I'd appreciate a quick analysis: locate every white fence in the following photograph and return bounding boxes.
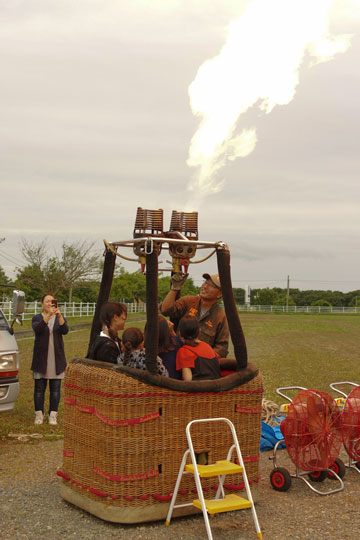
[0,301,146,321]
[237,304,360,314]
[1,301,359,321]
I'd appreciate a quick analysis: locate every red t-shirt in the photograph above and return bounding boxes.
[176,341,219,370]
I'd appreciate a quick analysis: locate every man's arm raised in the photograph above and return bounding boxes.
[160,272,188,314]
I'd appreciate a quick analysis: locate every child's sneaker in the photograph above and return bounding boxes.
[34,411,44,425]
[48,411,58,425]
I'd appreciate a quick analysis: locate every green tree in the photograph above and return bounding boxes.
[110,269,199,303]
[348,293,360,307]
[15,239,100,300]
[158,274,198,301]
[274,295,296,306]
[0,265,11,300]
[111,268,146,302]
[251,288,278,305]
[233,288,246,304]
[311,299,332,307]
[15,264,43,301]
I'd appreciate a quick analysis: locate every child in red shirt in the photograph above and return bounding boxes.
[176,316,221,381]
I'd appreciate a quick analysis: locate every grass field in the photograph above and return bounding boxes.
[1,312,359,438]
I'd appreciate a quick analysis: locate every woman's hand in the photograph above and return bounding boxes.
[55,306,65,325]
[42,304,56,323]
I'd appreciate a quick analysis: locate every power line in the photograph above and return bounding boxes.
[0,249,24,266]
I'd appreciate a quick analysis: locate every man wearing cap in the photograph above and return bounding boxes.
[160,272,229,358]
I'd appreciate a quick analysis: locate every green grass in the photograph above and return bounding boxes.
[1,312,359,438]
[13,315,95,333]
[241,312,360,403]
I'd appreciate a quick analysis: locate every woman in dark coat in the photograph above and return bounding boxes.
[87,302,127,364]
[31,293,69,426]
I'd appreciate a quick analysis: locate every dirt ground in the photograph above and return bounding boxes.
[1,437,359,540]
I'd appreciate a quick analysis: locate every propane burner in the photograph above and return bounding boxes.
[107,208,215,275]
[169,211,198,239]
[133,207,164,271]
[133,207,164,237]
[167,210,198,273]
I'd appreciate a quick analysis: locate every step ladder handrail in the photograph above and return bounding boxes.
[186,418,255,507]
[167,417,263,540]
[186,417,262,538]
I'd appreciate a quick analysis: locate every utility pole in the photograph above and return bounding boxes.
[246,285,251,307]
[286,275,290,311]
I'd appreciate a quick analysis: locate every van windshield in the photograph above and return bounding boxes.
[0,309,10,330]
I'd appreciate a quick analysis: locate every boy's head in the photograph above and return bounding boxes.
[178,315,199,341]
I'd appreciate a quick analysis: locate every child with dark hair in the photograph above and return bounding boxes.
[157,316,182,380]
[176,316,221,381]
[119,327,169,377]
[87,302,127,364]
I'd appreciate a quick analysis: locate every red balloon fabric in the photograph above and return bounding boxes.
[281,389,342,471]
[341,386,360,461]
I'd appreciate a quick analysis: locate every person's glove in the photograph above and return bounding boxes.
[170,272,188,291]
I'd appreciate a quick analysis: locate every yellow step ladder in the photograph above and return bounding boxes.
[165,417,262,539]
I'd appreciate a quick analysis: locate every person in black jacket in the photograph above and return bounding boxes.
[87,302,127,364]
[31,293,69,426]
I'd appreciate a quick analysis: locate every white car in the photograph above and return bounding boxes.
[0,291,25,411]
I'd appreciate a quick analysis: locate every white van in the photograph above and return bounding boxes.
[0,290,25,411]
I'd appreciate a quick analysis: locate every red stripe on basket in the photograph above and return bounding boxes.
[235,406,262,413]
[94,410,160,426]
[65,397,160,426]
[56,470,70,480]
[63,449,74,457]
[223,477,260,491]
[64,383,263,399]
[152,493,173,502]
[89,487,108,497]
[77,405,95,413]
[243,455,260,463]
[93,466,159,482]
[234,455,259,465]
[58,471,257,503]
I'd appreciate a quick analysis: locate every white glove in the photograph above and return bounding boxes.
[170,272,188,291]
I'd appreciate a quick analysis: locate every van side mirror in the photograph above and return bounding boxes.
[11,290,25,327]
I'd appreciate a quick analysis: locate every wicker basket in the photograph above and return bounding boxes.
[58,360,263,523]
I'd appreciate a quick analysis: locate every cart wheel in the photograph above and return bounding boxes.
[327,458,346,479]
[270,468,291,492]
[308,470,327,482]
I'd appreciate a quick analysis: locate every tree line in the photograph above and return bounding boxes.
[248,287,360,308]
[0,239,198,303]
[0,239,359,307]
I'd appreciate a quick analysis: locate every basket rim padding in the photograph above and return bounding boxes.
[69,357,259,392]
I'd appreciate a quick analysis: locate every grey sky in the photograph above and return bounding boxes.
[1,1,359,292]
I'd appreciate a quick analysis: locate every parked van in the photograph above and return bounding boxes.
[0,290,25,411]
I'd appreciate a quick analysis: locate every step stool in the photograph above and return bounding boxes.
[165,417,262,539]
